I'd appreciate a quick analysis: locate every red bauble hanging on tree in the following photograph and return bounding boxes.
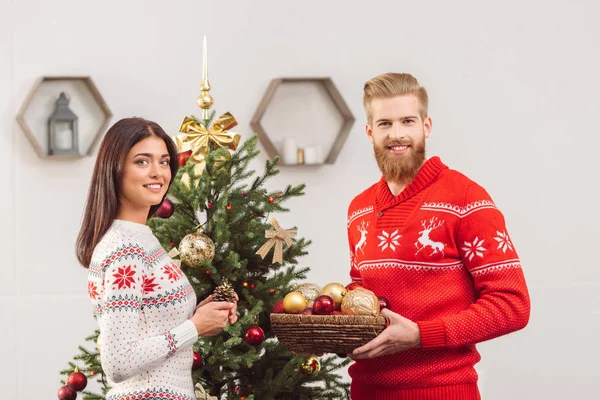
[67,369,88,391]
[178,150,192,167]
[244,326,265,346]
[192,351,203,370]
[155,199,174,218]
[57,386,77,400]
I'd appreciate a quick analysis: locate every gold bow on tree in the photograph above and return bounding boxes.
[168,247,181,268]
[256,218,297,264]
[194,383,217,400]
[174,112,241,188]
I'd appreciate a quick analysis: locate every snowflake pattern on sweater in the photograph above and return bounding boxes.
[88,220,198,400]
[346,157,530,400]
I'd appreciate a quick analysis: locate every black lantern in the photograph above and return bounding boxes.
[48,92,79,156]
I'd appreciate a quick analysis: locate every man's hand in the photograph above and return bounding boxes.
[351,309,421,359]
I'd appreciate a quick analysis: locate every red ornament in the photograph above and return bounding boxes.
[170,241,175,247]
[378,296,389,311]
[269,288,275,294]
[345,282,363,291]
[276,192,282,197]
[250,283,255,289]
[192,351,203,370]
[301,307,313,315]
[57,386,77,400]
[243,282,248,287]
[67,370,87,391]
[178,150,192,167]
[206,270,211,275]
[272,299,285,313]
[89,371,96,376]
[207,202,213,208]
[226,204,232,210]
[332,311,342,315]
[155,199,174,218]
[244,326,265,346]
[242,191,247,196]
[313,295,335,315]
[267,196,274,203]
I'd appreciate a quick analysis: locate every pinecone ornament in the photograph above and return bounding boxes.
[212,282,236,302]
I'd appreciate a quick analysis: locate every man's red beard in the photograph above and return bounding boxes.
[373,138,426,184]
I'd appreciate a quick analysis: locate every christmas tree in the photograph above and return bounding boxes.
[58,38,351,400]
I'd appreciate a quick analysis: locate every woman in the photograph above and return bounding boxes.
[76,117,236,400]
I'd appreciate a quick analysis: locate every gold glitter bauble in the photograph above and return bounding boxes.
[341,287,380,316]
[293,283,322,302]
[283,291,307,314]
[179,230,215,268]
[319,282,347,311]
[300,355,321,376]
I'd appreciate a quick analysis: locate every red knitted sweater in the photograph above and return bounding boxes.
[346,157,530,400]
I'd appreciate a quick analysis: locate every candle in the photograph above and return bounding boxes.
[54,121,73,150]
[297,148,305,164]
[303,146,319,164]
[282,137,297,164]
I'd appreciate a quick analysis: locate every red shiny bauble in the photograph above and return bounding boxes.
[378,296,389,311]
[345,282,363,291]
[67,371,87,391]
[312,295,335,315]
[301,307,313,315]
[57,386,77,400]
[244,326,265,346]
[178,150,192,167]
[192,351,203,370]
[155,199,174,218]
[332,311,342,315]
[272,299,285,313]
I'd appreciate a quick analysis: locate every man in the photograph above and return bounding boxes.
[346,72,530,399]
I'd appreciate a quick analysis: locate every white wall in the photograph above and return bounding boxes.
[1,0,599,398]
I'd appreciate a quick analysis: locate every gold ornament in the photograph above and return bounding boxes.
[319,282,347,311]
[341,287,380,316]
[197,92,214,110]
[300,355,321,376]
[293,283,322,302]
[179,230,215,268]
[255,218,297,264]
[283,291,307,314]
[197,35,213,120]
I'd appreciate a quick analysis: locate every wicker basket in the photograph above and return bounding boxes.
[270,313,387,354]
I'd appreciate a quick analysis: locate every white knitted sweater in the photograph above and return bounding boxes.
[88,220,198,400]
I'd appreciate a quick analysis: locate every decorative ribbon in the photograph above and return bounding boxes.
[168,247,181,268]
[194,383,218,400]
[174,112,241,188]
[255,218,297,264]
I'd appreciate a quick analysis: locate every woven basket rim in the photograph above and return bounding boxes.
[270,313,387,326]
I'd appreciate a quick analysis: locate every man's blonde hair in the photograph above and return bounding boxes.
[363,73,429,124]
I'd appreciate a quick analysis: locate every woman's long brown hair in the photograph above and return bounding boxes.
[76,117,179,268]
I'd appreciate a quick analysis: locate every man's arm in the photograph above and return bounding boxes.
[417,183,530,349]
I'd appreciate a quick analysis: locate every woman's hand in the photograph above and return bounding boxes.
[190,295,235,336]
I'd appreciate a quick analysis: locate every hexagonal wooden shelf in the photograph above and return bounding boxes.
[16,76,112,158]
[250,77,355,165]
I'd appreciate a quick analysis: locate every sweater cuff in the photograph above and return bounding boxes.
[416,319,447,350]
[169,319,198,350]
